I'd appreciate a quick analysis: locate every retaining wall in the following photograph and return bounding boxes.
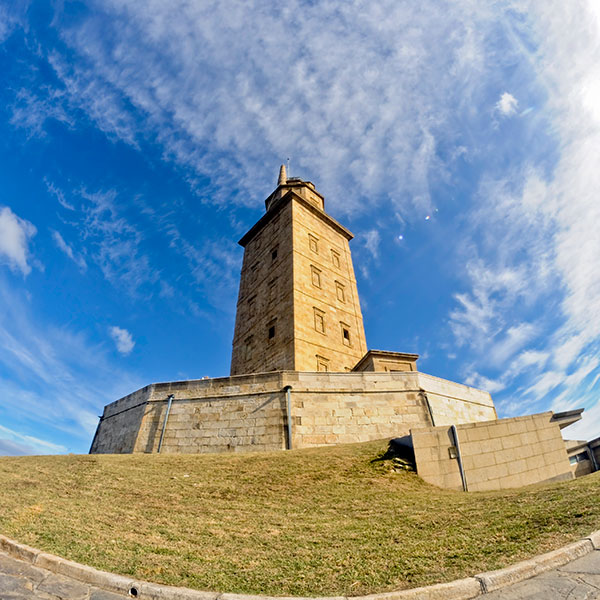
[91,370,496,454]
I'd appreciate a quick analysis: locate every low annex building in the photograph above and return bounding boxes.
[91,167,585,491]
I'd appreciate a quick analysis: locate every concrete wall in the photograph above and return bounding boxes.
[91,370,496,455]
[412,412,574,492]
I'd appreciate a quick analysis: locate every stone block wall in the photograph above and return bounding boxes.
[290,198,367,372]
[91,370,497,455]
[412,412,574,492]
[420,372,497,426]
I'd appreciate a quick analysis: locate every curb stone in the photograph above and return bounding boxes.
[473,539,594,593]
[0,532,599,600]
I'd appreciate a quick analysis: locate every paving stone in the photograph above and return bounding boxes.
[0,572,34,594]
[559,550,600,574]
[0,552,48,583]
[36,572,91,599]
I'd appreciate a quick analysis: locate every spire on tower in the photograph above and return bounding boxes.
[277,164,287,186]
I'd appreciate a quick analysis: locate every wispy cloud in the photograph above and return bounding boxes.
[447,1,600,436]
[6,1,516,216]
[10,88,74,138]
[79,189,159,294]
[0,274,142,453]
[109,325,135,355]
[51,230,87,271]
[0,424,67,456]
[0,206,37,276]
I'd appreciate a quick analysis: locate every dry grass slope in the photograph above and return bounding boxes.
[1,440,599,596]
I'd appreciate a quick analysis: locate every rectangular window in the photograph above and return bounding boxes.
[311,265,321,288]
[271,246,278,261]
[316,355,329,372]
[267,321,276,340]
[269,278,278,302]
[309,234,319,254]
[244,336,253,361]
[314,308,325,333]
[331,249,340,268]
[335,281,345,302]
[341,323,351,346]
[247,296,256,318]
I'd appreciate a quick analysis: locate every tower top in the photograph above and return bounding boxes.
[277,164,287,186]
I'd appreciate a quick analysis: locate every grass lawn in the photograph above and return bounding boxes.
[0,440,599,596]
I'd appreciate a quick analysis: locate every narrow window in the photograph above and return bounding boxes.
[341,323,351,346]
[316,355,329,372]
[309,234,319,254]
[311,265,321,288]
[247,296,256,318]
[331,249,340,268]
[269,278,278,302]
[271,246,278,261]
[244,336,253,361]
[268,324,276,339]
[314,308,325,333]
[335,281,345,302]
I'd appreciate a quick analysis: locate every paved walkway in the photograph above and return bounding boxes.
[0,551,124,600]
[484,549,600,599]
[1,548,599,599]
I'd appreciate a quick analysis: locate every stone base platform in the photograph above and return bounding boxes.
[90,370,496,455]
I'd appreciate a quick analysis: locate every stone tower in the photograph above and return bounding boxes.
[230,166,367,374]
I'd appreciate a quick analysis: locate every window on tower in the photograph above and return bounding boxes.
[331,249,340,268]
[335,281,345,302]
[311,265,322,288]
[248,296,256,317]
[309,234,319,254]
[267,320,276,340]
[269,278,278,303]
[316,355,329,372]
[244,336,253,361]
[271,246,278,261]
[341,323,351,346]
[314,308,325,333]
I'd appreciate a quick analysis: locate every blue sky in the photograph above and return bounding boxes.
[1,0,599,455]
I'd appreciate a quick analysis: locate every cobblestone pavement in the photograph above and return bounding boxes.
[1,548,600,599]
[0,552,125,600]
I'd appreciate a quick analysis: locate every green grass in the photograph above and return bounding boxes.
[0,440,599,596]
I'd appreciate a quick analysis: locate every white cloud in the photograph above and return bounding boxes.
[45,178,75,210]
[0,275,141,449]
[80,189,159,294]
[8,1,508,215]
[52,230,87,271]
[0,206,37,276]
[10,88,74,138]
[464,372,505,394]
[488,323,538,367]
[359,229,381,260]
[496,92,518,116]
[109,325,135,355]
[0,424,66,456]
